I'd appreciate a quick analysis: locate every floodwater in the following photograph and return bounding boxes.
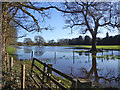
[14,46,120,88]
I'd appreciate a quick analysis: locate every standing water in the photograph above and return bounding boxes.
[14,46,119,88]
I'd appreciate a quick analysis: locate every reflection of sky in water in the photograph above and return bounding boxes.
[15,46,119,88]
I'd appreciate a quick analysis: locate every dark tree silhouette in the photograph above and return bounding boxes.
[58,34,120,45]
[84,35,91,45]
[59,1,119,51]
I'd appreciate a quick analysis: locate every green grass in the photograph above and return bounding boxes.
[80,45,120,49]
[61,45,120,49]
[6,46,16,54]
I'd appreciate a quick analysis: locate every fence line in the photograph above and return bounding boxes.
[4,53,92,89]
[31,58,92,89]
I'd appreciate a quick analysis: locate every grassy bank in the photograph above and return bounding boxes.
[6,46,16,54]
[61,45,120,50]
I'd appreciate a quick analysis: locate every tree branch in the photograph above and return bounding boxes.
[6,34,26,39]
[10,2,82,14]
[8,7,19,23]
[12,19,34,32]
[20,7,40,31]
[71,23,85,28]
[82,11,93,34]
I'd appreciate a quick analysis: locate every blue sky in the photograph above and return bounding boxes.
[17,6,119,43]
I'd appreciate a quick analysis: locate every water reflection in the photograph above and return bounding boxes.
[34,46,45,57]
[73,49,75,64]
[54,52,56,64]
[78,52,90,62]
[86,52,99,84]
[24,48,32,53]
[79,52,82,56]
[84,52,119,87]
[85,52,89,56]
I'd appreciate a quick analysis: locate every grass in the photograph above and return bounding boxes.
[61,45,120,50]
[6,46,16,54]
[96,55,120,60]
[80,45,120,49]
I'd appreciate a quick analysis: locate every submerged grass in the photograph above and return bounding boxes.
[96,55,120,60]
[75,50,107,53]
[75,50,87,53]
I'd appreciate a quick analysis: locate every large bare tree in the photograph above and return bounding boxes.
[2,2,55,71]
[1,1,78,63]
[59,1,119,51]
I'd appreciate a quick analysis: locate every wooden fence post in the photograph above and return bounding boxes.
[10,57,13,72]
[73,49,75,64]
[21,64,25,89]
[112,49,113,55]
[6,53,9,71]
[54,52,56,64]
[47,64,52,86]
[31,51,33,61]
[42,63,46,81]
[47,64,52,75]
[71,79,77,89]
[54,52,56,60]
[102,48,103,55]
[88,54,90,62]
[31,58,34,73]
[4,56,7,73]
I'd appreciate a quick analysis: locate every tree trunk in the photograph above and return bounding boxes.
[91,34,97,52]
[2,2,8,72]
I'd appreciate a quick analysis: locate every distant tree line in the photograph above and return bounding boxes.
[17,33,120,46]
[97,34,120,45]
[57,33,120,45]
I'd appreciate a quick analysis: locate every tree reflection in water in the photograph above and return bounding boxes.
[24,48,32,53]
[72,52,119,88]
[34,46,45,57]
[79,52,82,56]
[85,52,119,87]
[85,52,90,62]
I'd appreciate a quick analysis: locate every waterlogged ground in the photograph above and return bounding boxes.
[14,46,120,88]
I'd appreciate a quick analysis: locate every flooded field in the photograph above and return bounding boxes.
[14,46,119,88]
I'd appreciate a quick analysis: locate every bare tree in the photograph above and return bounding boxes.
[1,2,66,69]
[2,2,77,62]
[59,1,119,51]
[34,36,45,46]
[24,38,33,45]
